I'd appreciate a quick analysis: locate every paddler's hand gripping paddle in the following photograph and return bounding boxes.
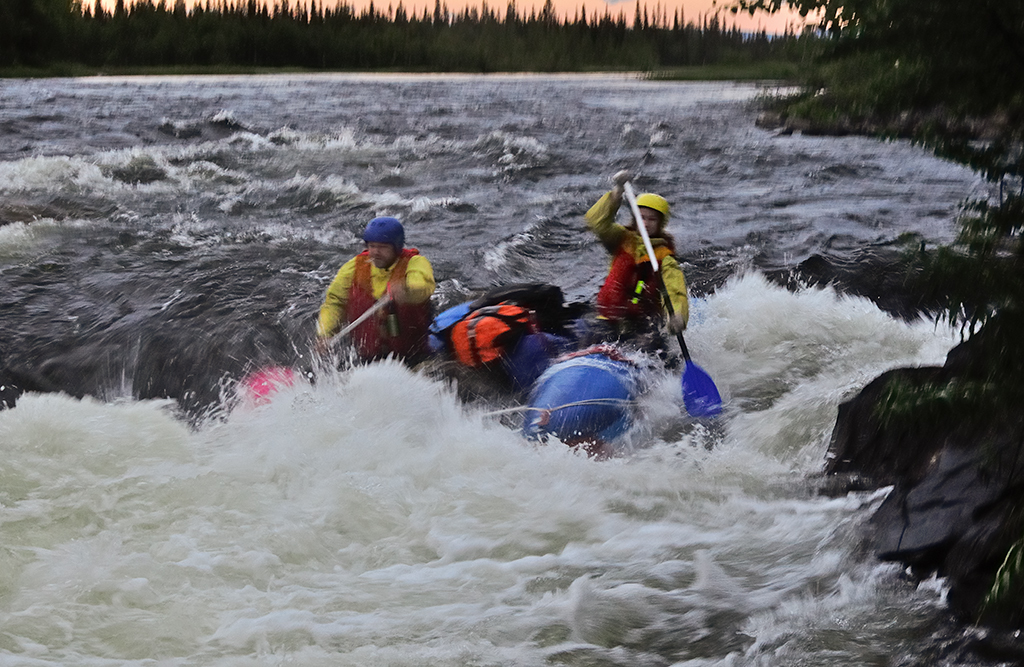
[624,181,722,417]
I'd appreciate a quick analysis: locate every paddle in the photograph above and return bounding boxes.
[328,294,392,347]
[623,182,722,417]
[240,295,393,405]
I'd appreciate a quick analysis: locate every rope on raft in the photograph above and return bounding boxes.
[480,397,635,418]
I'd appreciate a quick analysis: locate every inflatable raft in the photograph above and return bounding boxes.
[522,346,641,453]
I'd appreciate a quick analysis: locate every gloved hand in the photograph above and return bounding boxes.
[611,170,631,199]
[667,314,687,334]
[386,283,407,303]
[612,169,632,186]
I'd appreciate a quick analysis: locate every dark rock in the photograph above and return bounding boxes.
[0,363,62,410]
[756,104,1016,143]
[109,155,167,185]
[0,307,304,421]
[0,371,22,409]
[869,445,1004,565]
[826,328,1024,627]
[825,366,953,486]
[158,121,203,139]
[377,174,413,187]
[766,246,943,322]
[965,628,1024,663]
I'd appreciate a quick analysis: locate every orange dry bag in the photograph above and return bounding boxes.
[450,303,536,367]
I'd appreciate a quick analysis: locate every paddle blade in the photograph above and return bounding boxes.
[681,360,722,417]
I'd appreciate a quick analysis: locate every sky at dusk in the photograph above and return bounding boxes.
[150,0,809,33]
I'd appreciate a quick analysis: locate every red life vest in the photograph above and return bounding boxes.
[596,237,673,322]
[347,249,433,361]
[450,302,536,367]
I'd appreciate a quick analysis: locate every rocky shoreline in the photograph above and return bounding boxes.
[756,105,1019,143]
[821,320,1024,660]
[762,101,1024,657]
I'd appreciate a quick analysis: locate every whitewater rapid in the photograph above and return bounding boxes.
[0,74,991,664]
[0,273,962,665]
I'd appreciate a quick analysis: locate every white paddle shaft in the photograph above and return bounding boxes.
[623,182,659,272]
[330,294,391,344]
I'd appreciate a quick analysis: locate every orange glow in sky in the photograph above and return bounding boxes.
[351,0,807,33]
[118,0,808,33]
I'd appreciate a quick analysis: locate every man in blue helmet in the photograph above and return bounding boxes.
[316,216,435,363]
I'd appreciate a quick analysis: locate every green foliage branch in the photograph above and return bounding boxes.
[739,0,1024,626]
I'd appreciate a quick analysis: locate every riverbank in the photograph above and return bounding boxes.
[0,61,803,81]
[771,74,1024,645]
[756,90,1021,143]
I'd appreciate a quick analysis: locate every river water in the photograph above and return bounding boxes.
[0,74,994,665]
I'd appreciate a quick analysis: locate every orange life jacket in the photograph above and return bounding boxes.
[596,238,673,322]
[450,302,537,367]
[347,249,433,361]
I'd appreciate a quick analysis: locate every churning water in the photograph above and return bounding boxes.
[0,74,992,665]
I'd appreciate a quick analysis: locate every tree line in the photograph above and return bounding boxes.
[2,0,812,71]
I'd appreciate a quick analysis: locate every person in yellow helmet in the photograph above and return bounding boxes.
[585,169,689,341]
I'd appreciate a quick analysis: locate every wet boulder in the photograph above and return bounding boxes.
[0,363,61,410]
[766,245,943,322]
[825,334,1024,628]
[0,370,22,409]
[109,155,168,185]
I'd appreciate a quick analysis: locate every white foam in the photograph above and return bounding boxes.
[0,220,50,253]
[0,154,112,194]
[0,282,954,664]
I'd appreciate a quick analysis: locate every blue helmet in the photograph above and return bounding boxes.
[363,216,405,250]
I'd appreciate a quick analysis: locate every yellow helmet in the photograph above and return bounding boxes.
[635,193,670,221]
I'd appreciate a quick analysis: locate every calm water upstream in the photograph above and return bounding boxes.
[0,74,996,665]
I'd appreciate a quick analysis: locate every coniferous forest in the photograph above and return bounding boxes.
[1,0,812,72]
